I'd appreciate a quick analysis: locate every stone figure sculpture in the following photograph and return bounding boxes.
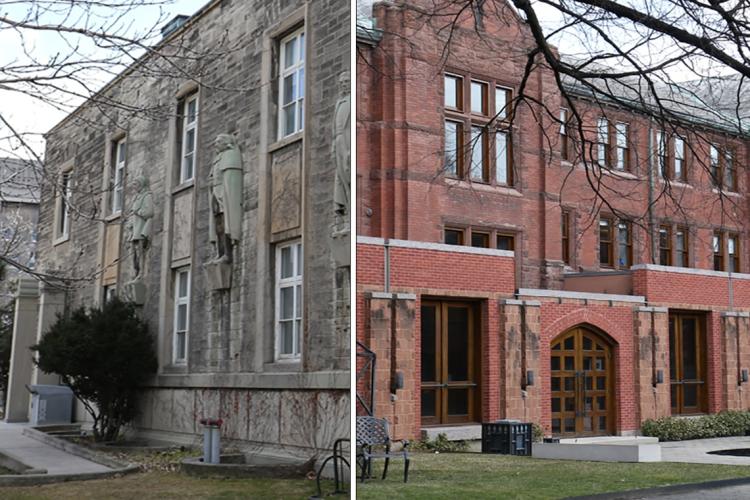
[128,175,154,279]
[333,71,351,216]
[208,133,243,263]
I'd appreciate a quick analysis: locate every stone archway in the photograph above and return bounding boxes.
[550,325,616,437]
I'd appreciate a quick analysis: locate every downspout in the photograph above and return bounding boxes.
[520,302,528,422]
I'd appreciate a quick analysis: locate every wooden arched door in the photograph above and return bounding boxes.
[550,327,615,437]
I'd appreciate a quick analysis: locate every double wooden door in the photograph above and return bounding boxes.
[420,302,479,426]
[550,328,614,436]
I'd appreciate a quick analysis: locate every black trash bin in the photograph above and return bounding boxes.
[481,420,532,456]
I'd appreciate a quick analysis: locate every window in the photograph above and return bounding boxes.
[657,130,667,178]
[561,211,571,265]
[110,138,126,215]
[444,120,463,176]
[444,228,464,245]
[497,233,515,251]
[713,232,724,271]
[676,227,689,267]
[560,109,569,161]
[674,136,685,181]
[495,130,510,185]
[443,72,513,186]
[179,93,198,183]
[728,233,740,273]
[103,285,117,303]
[659,225,672,266]
[444,74,463,110]
[597,117,609,168]
[495,87,511,120]
[710,145,720,188]
[615,123,628,171]
[470,126,488,182]
[279,28,305,138]
[276,240,303,359]
[56,170,72,240]
[471,231,490,248]
[725,150,737,192]
[617,220,632,268]
[599,217,613,267]
[470,81,488,115]
[173,268,190,364]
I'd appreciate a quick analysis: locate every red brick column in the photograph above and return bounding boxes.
[365,294,394,422]
[363,292,417,440]
[392,294,417,439]
[721,312,750,411]
[634,306,670,424]
[498,300,542,425]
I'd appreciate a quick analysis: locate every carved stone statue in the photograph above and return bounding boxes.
[128,175,154,279]
[208,134,243,263]
[333,71,351,216]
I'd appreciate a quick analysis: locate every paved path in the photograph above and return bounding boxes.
[641,484,750,499]
[660,436,750,465]
[0,421,110,474]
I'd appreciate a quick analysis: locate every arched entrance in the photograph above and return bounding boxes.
[550,327,615,437]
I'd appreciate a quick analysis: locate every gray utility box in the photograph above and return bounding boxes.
[28,385,74,425]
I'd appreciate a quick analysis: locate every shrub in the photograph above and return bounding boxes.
[412,433,469,453]
[532,423,544,443]
[32,298,157,441]
[642,411,750,441]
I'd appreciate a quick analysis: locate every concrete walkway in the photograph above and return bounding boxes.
[0,421,110,474]
[660,436,750,465]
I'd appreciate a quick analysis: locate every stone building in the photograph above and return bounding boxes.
[5,0,350,461]
[357,0,750,441]
[0,158,40,304]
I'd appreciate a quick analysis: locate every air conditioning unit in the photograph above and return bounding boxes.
[28,385,74,426]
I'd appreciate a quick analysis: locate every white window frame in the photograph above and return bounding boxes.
[173,268,191,365]
[275,240,303,360]
[597,117,609,167]
[55,169,72,243]
[674,136,685,181]
[615,122,628,171]
[180,93,199,184]
[278,28,305,139]
[110,138,126,215]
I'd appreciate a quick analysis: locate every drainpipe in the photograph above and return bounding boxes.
[384,238,391,293]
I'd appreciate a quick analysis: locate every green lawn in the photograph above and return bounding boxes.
[0,470,330,499]
[356,452,750,499]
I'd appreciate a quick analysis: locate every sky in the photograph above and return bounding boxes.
[0,0,209,159]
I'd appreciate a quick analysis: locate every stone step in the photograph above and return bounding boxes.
[421,425,482,442]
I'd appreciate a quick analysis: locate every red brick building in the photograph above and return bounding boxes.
[357,1,750,440]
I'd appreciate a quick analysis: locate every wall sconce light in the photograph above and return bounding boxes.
[653,370,664,386]
[741,369,748,384]
[526,370,535,387]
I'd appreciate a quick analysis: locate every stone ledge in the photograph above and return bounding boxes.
[518,288,645,304]
[631,263,750,280]
[421,425,482,442]
[356,236,514,258]
[533,440,661,462]
[148,370,350,390]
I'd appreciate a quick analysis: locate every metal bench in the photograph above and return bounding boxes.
[356,416,410,483]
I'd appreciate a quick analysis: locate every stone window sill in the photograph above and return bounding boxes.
[444,177,523,197]
[53,234,70,247]
[104,212,122,223]
[264,359,302,373]
[268,131,303,154]
[172,179,194,195]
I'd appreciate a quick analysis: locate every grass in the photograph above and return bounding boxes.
[0,442,337,499]
[355,452,750,499]
[0,470,329,499]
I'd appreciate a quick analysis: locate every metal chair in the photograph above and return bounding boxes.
[356,416,410,483]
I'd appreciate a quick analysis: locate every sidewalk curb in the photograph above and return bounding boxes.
[566,475,750,499]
